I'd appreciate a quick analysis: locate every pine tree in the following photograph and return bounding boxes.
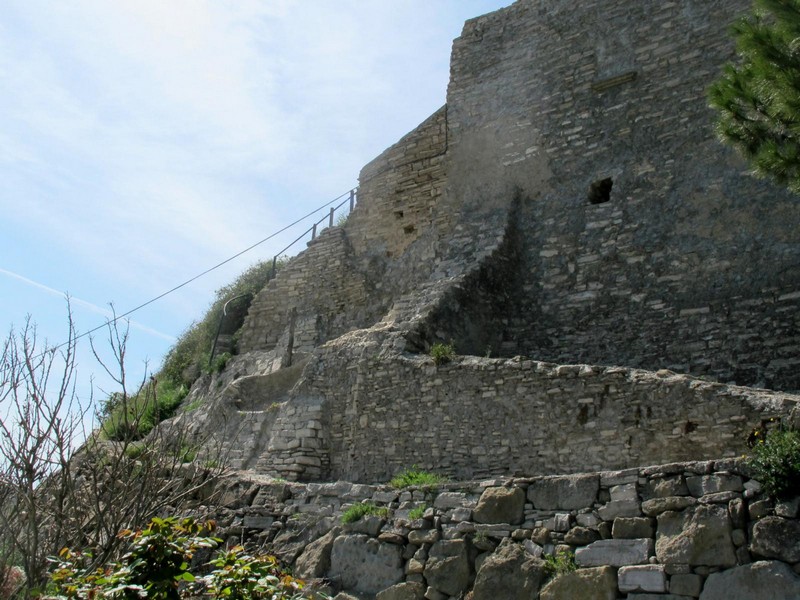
[709,0,800,194]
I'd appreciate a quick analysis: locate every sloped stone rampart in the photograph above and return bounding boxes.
[204,459,800,599]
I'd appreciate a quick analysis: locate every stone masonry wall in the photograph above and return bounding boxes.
[238,228,369,355]
[206,459,800,599]
[268,339,798,483]
[436,0,800,390]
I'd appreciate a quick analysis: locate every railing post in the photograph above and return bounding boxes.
[349,189,355,212]
[329,207,335,228]
[312,223,317,239]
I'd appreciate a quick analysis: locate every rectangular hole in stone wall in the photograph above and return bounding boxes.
[394,210,404,219]
[403,224,416,234]
[588,178,613,204]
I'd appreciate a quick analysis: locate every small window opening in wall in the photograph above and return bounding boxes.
[394,210,404,219]
[588,177,613,204]
[403,224,416,234]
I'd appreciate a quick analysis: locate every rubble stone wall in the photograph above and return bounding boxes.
[207,459,800,599]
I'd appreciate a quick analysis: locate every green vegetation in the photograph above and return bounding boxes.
[101,259,286,440]
[408,505,427,520]
[747,425,800,498]
[709,0,800,194]
[430,342,456,365]
[543,549,577,579]
[340,503,389,524]
[389,466,446,489]
[49,517,320,600]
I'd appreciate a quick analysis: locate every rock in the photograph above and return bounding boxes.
[728,498,746,529]
[564,526,600,545]
[669,573,703,597]
[645,476,688,498]
[641,496,696,516]
[539,566,617,600]
[472,540,546,600]
[423,540,471,597]
[294,526,341,579]
[575,539,653,567]
[473,486,525,524]
[408,529,440,545]
[272,516,335,563]
[617,565,667,593]
[345,515,385,536]
[610,483,639,502]
[699,560,800,600]
[597,500,641,520]
[433,492,468,510]
[528,475,600,510]
[655,505,736,567]
[749,516,800,562]
[686,475,743,497]
[775,496,800,518]
[612,517,654,539]
[329,534,404,595]
[376,582,426,600]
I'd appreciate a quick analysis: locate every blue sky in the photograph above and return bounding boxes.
[0,1,510,402]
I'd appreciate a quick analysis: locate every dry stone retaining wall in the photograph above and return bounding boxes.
[205,459,800,599]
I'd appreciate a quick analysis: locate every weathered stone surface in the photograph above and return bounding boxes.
[699,561,800,600]
[272,516,334,563]
[642,496,696,516]
[749,516,800,562]
[575,539,653,567]
[618,565,667,593]
[329,535,404,595]
[294,526,341,579]
[598,500,641,520]
[613,517,654,539]
[645,476,688,499]
[433,492,468,510]
[528,475,599,510]
[539,566,617,600]
[345,515,385,537]
[656,505,736,567]
[686,475,743,497]
[472,540,546,600]
[408,529,440,545]
[669,573,702,597]
[564,526,600,545]
[423,540,471,597]
[473,486,525,525]
[376,582,425,600]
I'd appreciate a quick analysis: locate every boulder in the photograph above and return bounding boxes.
[329,534,404,595]
[749,516,800,563]
[473,486,525,525]
[294,526,341,579]
[472,540,546,600]
[375,582,426,600]
[617,565,667,594]
[423,540,471,597]
[655,505,736,566]
[528,475,599,510]
[699,560,800,600]
[539,566,617,600]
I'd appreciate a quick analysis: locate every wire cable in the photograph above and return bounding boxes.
[46,188,357,353]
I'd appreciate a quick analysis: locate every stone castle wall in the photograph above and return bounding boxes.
[429,0,800,390]
[206,459,800,599]
[276,344,797,483]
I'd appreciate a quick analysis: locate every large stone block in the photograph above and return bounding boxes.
[699,561,800,600]
[539,566,617,600]
[528,475,600,510]
[423,540,471,597]
[749,516,800,563]
[375,582,426,600]
[329,534,404,595]
[655,505,736,567]
[575,539,653,567]
[472,540,546,600]
[473,486,525,525]
[294,526,341,579]
[618,565,667,594]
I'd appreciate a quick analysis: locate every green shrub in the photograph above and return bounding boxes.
[430,342,456,365]
[204,352,232,375]
[543,549,576,578]
[389,466,446,489]
[748,426,800,498]
[340,503,389,524]
[101,378,189,441]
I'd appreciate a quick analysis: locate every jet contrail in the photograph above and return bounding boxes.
[0,267,176,342]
